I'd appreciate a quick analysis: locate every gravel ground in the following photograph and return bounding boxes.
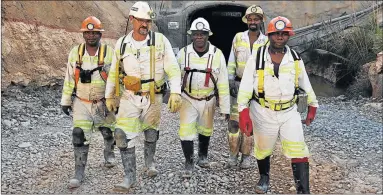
[1,85,382,194]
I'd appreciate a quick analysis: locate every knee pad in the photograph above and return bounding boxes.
[114,128,130,148]
[228,120,239,134]
[72,127,85,147]
[144,129,159,143]
[99,127,113,140]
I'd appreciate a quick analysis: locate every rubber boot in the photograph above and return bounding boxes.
[292,162,310,194]
[181,140,194,178]
[255,156,270,194]
[144,141,158,177]
[197,134,210,168]
[100,127,116,168]
[239,134,253,169]
[226,131,240,168]
[114,147,136,192]
[69,145,89,188]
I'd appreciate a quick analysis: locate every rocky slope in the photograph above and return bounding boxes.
[1,1,159,89]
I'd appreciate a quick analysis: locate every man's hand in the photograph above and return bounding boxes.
[106,98,117,113]
[239,108,253,137]
[62,105,72,116]
[229,80,238,97]
[168,93,182,113]
[302,106,317,126]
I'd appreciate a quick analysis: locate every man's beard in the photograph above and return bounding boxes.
[139,27,148,35]
[249,24,258,32]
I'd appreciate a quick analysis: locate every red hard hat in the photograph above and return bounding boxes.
[80,16,104,32]
[266,16,294,36]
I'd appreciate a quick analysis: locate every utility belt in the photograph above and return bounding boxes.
[134,86,166,96]
[75,96,106,104]
[251,93,297,111]
[183,91,216,101]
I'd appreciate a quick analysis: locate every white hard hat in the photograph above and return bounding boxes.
[187,17,213,36]
[129,1,156,20]
[242,5,265,23]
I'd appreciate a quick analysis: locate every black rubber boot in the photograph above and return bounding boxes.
[69,145,89,188]
[114,147,136,192]
[292,162,310,194]
[197,134,210,168]
[181,140,194,178]
[255,156,270,194]
[100,127,116,168]
[144,141,158,177]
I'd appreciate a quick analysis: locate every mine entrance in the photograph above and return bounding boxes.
[188,5,248,61]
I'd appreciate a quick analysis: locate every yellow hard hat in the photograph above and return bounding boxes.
[242,5,265,23]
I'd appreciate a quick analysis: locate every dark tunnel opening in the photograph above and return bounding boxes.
[188,5,248,61]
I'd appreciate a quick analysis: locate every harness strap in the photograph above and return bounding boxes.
[253,46,302,110]
[74,43,107,89]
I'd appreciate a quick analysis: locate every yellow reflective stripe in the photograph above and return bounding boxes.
[237,61,246,67]
[237,90,253,104]
[108,70,117,80]
[186,88,214,96]
[282,140,309,157]
[190,57,209,64]
[166,63,181,80]
[218,84,229,95]
[197,125,213,136]
[62,90,73,96]
[64,81,75,88]
[179,122,197,137]
[73,120,93,132]
[142,122,157,130]
[228,62,236,75]
[236,42,250,48]
[91,80,106,84]
[264,67,274,75]
[307,90,315,104]
[254,145,273,160]
[228,130,240,137]
[115,118,141,133]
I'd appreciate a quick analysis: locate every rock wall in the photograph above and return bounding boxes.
[1,1,158,89]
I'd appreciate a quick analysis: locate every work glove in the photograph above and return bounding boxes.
[229,79,239,97]
[106,98,117,113]
[62,105,72,116]
[168,93,182,113]
[302,106,317,126]
[239,108,253,137]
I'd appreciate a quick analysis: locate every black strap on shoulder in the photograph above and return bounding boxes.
[147,31,155,46]
[120,35,127,56]
[290,48,301,61]
[255,45,265,70]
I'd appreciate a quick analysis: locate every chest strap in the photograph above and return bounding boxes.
[252,45,301,111]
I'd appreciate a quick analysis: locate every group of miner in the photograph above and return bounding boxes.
[61,1,318,194]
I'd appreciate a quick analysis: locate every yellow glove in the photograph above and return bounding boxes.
[167,93,182,113]
[106,98,117,113]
